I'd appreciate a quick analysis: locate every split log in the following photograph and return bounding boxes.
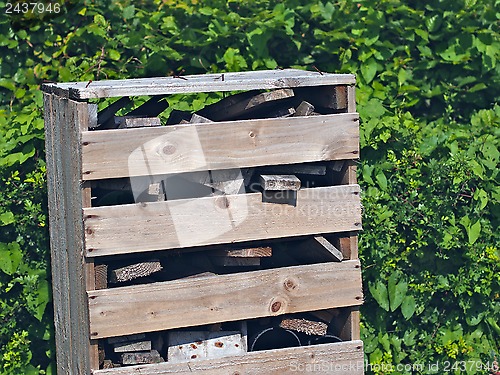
[279,318,328,336]
[259,175,301,191]
[190,113,213,123]
[293,101,315,117]
[109,259,163,283]
[173,169,245,196]
[113,340,152,353]
[211,246,272,258]
[94,264,108,290]
[115,116,161,128]
[120,350,163,365]
[198,89,294,121]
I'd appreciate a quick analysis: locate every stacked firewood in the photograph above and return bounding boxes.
[90,87,351,369]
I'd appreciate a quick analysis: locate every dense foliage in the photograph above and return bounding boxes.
[0,0,498,373]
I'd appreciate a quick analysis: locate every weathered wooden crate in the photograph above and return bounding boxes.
[42,69,364,374]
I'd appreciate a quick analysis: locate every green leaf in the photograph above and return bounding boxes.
[361,58,377,83]
[369,281,389,311]
[468,220,481,245]
[388,273,407,312]
[473,188,488,210]
[401,295,416,320]
[35,279,50,321]
[375,171,387,190]
[108,49,121,61]
[426,14,442,32]
[0,242,23,275]
[0,211,15,225]
[123,5,135,19]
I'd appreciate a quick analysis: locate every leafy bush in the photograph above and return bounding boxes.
[0,0,498,373]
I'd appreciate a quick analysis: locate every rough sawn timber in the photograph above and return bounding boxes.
[84,184,362,257]
[93,341,364,375]
[41,69,356,99]
[81,112,359,180]
[88,260,363,339]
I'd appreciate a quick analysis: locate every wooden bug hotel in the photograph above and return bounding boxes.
[42,69,364,374]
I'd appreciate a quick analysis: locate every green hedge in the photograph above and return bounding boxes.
[0,0,498,373]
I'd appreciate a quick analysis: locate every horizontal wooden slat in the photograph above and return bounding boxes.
[41,69,355,99]
[88,260,362,339]
[81,112,359,180]
[84,185,362,257]
[94,340,364,374]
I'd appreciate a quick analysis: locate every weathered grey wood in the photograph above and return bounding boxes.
[199,89,295,121]
[44,94,92,374]
[341,85,361,341]
[340,306,361,341]
[88,103,98,128]
[180,169,245,195]
[120,350,163,365]
[115,116,161,128]
[293,101,315,117]
[347,85,356,113]
[182,272,217,280]
[190,113,213,123]
[211,246,272,258]
[261,190,298,206]
[81,113,359,180]
[259,174,301,191]
[279,318,328,336]
[109,260,163,283]
[113,340,152,353]
[94,340,365,375]
[167,331,245,363]
[88,260,362,338]
[84,185,362,257]
[41,69,355,99]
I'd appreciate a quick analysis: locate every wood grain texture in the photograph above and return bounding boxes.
[260,174,301,191]
[44,94,92,374]
[84,185,362,257]
[88,260,362,339]
[109,260,163,283]
[279,318,328,336]
[210,246,273,258]
[41,69,356,99]
[94,340,364,375]
[342,84,361,341]
[81,112,359,180]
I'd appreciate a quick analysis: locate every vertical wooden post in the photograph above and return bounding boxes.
[44,94,93,374]
[337,84,361,341]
